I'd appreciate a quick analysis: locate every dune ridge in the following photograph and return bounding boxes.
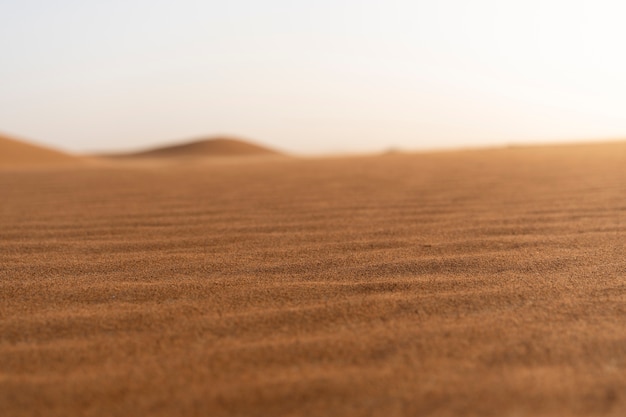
[113,137,281,159]
[0,133,79,167]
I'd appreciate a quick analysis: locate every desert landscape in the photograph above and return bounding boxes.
[1,133,626,417]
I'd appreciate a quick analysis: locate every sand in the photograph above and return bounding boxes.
[0,134,79,166]
[1,141,626,416]
[110,137,280,159]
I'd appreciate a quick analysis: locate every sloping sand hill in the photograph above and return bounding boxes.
[0,133,78,166]
[2,141,626,416]
[118,137,281,158]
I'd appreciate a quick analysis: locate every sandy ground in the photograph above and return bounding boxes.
[1,142,626,416]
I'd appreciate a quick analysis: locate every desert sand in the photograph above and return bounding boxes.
[109,137,280,159]
[0,134,79,167]
[1,139,626,416]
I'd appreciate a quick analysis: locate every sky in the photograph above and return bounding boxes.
[1,0,625,155]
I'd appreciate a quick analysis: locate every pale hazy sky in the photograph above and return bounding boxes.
[1,0,625,154]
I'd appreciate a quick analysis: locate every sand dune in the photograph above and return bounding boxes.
[0,133,79,167]
[112,137,281,159]
[2,141,626,416]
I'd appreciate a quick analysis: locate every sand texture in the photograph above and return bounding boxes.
[2,142,626,416]
[0,134,79,167]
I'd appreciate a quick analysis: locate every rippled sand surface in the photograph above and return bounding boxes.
[2,143,626,416]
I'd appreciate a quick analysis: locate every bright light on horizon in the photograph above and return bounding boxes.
[1,0,625,154]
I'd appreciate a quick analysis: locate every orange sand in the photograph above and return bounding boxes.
[0,134,79,166]
[1,141,626,416]
[110,137,280,159]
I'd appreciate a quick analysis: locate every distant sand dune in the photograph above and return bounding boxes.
[0,133,79,167]
[112,137,281,159]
